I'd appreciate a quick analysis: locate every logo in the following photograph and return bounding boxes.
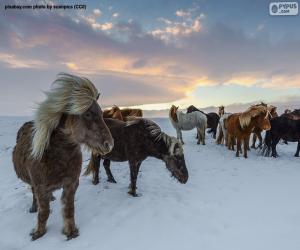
[269,2,299,15]
[271,4,279,13]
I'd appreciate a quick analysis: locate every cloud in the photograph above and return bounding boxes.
[151,15,202,43]
[112,12,119,18]
[175,10,191,17]
[0,1,300,113]
[0,53,47,69]
[93,9,102,17]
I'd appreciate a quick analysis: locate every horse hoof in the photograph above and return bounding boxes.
[30,228,46,241]
[197,142,200,145]
[63,227,79,240]
[295,154,299,157]
[128,191,138,197]
[29,206,37,213]
[107,178,117,183]
[92,179,99,185]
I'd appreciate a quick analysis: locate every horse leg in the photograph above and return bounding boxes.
[30,187,50,240]
[213,128,217,139]
[251,133,257,149]
[92,155,101,185]
[103,159,117,183]
[202,126,206,145]
[271,137,280,158]
[226,135,232,150]
[236,138,241,157]
[257,132,263,149]
[29,186,38,213]
[177,129,184,144]
[128,161,141,197]
[295,141,300,157]
[61,181,79,240]
[196,128,201,145]
[243,137,248,158]
[216,127,223,144]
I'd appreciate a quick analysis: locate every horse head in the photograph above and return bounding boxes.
[162,135,188,184]
[169,105,179,123]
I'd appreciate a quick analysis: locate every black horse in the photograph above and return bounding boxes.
[84,118,188,196]
[261,116,300,157]
[186,105,220,139]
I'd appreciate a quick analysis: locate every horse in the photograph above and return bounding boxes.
[261,116,300,157]
[103,105,124,121]
[251,105,278,149]
[120,108,143,118]
[281,109,300,120]
[216,106,232,145]
[169,105,207,145]
[12,73,114,240]
[226,105,271,158]
[186,105,220,139]
[218,105,225,117]
[84,118,188,196]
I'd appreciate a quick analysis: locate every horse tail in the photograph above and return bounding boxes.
[83,152,97,176]
[261,130,272,156]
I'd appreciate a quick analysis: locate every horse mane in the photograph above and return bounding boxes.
[169,105,178,123]
[126,118,180,155]
[239,105,268,129]
[32,73,99,160]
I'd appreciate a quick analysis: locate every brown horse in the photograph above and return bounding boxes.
[12,73,113,240]
[103,106,143,121]
[103,105,124,121]
[120,108,143,118]
[226,105,271,158]
[251,105,278,149]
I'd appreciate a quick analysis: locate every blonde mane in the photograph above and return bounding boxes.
[239,105,268,129]
[31,73,99,160]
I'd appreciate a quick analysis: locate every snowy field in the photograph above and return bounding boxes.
[1,116,300,250]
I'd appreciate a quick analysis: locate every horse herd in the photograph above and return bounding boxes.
[11,73,300,241]
[169,103,300,159]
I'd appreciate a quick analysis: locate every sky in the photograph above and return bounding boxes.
[0,0,300,115]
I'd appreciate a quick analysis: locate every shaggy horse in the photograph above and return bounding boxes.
[251,105,278,149]
[226,105,271,158]
[120,108,143,118]
[169,105,207,145]
[218,106,225,117]
[84,118,188,196]
[261,116,300,157]
[12,73,114,240]
[186,105,220,139]
[103,105,124,121]
[216,106,232,145]
[103,106,143,121]
[281,109,300,120]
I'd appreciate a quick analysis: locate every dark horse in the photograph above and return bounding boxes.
[12,73,114,240]
[186,105,220,139]
[262,116,300,157]
[84,118,189,196]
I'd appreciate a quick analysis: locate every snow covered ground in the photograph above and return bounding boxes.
[1,116,300,250]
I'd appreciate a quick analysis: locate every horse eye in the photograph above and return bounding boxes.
[85,112,92,119]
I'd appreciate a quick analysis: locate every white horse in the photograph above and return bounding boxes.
[216,113,232,145]
[169,105,207,145]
